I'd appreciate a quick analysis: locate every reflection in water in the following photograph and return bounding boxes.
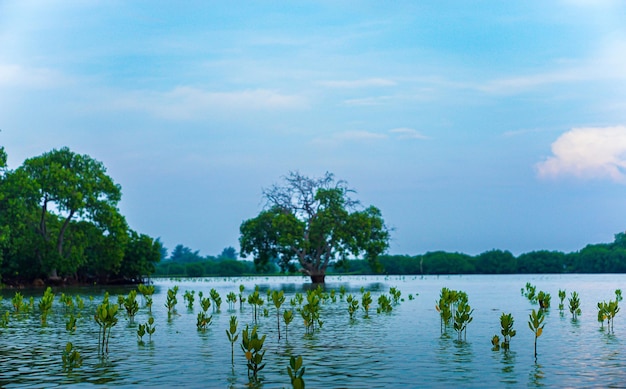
[500,351,517,385]
[529,363,545,387]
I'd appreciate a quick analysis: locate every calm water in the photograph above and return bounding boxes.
[1,274,625,388]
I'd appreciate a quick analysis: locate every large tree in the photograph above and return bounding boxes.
[239,171,390,283]
[18,147,122,280]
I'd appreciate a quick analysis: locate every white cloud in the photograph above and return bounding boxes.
[319,78,396,88]
[111,86,308,119]
[389,127,429,140]
[536,126,626,182]
[0,63,68,88]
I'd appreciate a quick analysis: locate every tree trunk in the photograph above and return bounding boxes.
[310,273,326,284]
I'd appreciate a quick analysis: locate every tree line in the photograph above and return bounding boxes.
[0,146,162,286]
[332,232,626,275]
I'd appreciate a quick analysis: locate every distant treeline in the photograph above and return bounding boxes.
[154,233,626,278]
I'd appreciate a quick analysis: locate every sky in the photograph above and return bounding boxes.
[2,1,626,258]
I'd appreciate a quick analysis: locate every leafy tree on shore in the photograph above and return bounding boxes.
[240,171,390,283]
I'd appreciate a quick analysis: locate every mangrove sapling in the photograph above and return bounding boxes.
[499,313,516,350]
[137,323,146,342]
[346,295,359,320]
[569,292,582,321]
[330,289,337,303]
[283,310,294,340]
[59,293,74,314]
[598,300,619,333]
[197,297,213,331]
[491,335,501,351]
[75,295,85,310]
[362,291,373,318]
[537,291,551,310]
[12,291,24,313]
[389,287,402,305]
[183,290,195,310]
[616,289,623,302]
[137,283,155,312]
[339,285,347,301]
[225,315,239,365]
[558,289,566,312]
[241,325,267,383]
[523,283,538,304]
[94,293,119,354]
[453,299,473,341]
[66,314,77,333]
[122,290,139,323]
[302,289,323,334]
[0,311,9,328]
[528,309,545,360]
[226,292,237,311]
[239,284,245,309]
[209,289,222,312]
[248,289,264,324]
[272,290,285,340]
[145,316,156,341]
[62,342,82,372]
[377,294,393,314]
[165,287,178,316]
[287,355,305,389]
[39,287,55,326]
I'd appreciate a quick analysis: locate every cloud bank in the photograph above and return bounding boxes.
[536,126,626,182]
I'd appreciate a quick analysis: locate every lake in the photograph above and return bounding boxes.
[1,274,625,388]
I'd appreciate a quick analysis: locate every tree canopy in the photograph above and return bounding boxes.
[0,146,161,285]
[239,172,391,283]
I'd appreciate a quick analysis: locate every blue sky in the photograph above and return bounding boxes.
[2,1,626,257]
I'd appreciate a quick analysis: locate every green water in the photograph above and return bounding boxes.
[1,274,625,387]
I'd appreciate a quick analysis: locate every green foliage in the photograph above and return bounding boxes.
[537,291,551,309]
[436,288,467,333]
[361,291,372,318]
[569,291,582,320]
[491,334,501,351]
[301,288,323,334]
[94,293,119,354]
[346,294,359,320]
[597,298,620,333]
[62,342,82,372]
[209,288,222,312]
[528,309,545,360]
[239,171,390,282]
[558,289,566,312]
[376,294,392,314]
[283,309,294,340]
[0,311,10,328]
[248,288,264,324]
[522,283,537,304]
[122,290,139,322]
[165,286,178,315]
[241,325,267,383]
[272,290,286,339]
[39,287,55,325]
[184,290,195,310]
[66,314,77,333]
[225,315,239,364]
[138,316,156,342]
[138,283,155,312]
[453,298,474,341]
[226,291,237,310]
[12,291,24,313]
[499,313,516,350]
[389,287,401,305]
[288,355,306,389]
